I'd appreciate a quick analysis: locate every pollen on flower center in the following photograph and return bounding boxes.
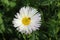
[22,17,31,26]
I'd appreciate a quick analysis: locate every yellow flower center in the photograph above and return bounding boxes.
[22,17,31,26]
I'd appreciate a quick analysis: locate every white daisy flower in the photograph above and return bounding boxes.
[12,6,41,34]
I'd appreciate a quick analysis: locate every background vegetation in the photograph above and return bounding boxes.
[0,0,60,40]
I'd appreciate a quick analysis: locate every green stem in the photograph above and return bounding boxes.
[49,37,51,40]
[2,34,6,40]
[22,34,26,40]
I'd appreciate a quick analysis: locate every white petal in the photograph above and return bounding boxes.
[12,18,22,27]
[28,8,38,17]
[19,7,29,17]
[15,13,21,19]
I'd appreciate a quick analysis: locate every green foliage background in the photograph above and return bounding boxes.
[0,0,60,40]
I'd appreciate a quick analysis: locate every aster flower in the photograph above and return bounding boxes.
[12,6,41,34]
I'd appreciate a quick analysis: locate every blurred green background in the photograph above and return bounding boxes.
[0,0,60,40]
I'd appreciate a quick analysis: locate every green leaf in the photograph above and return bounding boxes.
[57,1,60,6]
[0,13,5,33]
[1,0,16,8]
[58,10,60,19]
[40,0,55,5]
[48,19,59,37]
[9,1,16,8]
[1,0,9,6]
